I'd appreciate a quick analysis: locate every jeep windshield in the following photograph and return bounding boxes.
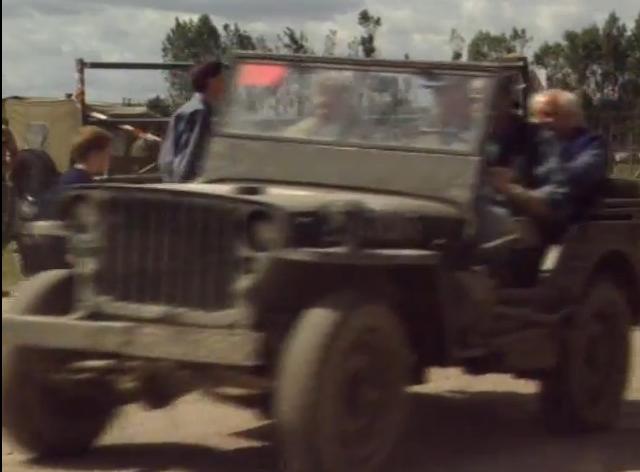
[203,58,499,207]
[221,61,493,154]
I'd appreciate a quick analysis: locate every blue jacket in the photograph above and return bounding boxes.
[59,167,93,186]
[528,128,607,223]
[158,94,213,182]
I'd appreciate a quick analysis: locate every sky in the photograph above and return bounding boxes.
[2,0,638,102]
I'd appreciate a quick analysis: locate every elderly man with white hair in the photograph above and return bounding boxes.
[488,88,607,236]
[476,88,607,286]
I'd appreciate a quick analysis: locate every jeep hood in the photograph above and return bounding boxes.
[93,181,464,221]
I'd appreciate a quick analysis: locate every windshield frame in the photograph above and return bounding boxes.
[217,56,500,157]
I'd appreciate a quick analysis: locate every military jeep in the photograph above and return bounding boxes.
[3,54,639,472]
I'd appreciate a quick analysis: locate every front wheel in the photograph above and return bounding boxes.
[540,279,631,433]
[2,348,116,457]
[274,295,412,472]
[2,270,117,457]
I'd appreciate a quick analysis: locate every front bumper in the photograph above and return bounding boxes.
[2,313,264,367]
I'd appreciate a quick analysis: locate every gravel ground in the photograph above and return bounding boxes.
[2,290,639,472]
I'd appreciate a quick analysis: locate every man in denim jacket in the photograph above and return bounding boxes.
[159,61,226,182]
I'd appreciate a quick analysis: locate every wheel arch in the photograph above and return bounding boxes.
[249,259,443,370]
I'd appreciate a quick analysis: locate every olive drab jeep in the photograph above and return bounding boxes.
[3,53,639,472]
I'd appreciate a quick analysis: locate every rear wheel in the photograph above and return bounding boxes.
[2,270,117,457]
[274,295,412,472]
[540,279,631,433]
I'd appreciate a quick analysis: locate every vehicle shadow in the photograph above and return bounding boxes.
[30,441,277,472]
[396,390,640,472]
[31,390,640,472]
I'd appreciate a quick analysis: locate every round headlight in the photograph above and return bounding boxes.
[246,211,286,252]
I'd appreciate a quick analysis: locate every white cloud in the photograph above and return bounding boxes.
[2,0,637,101]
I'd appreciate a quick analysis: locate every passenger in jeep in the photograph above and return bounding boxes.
[284,72,359,140]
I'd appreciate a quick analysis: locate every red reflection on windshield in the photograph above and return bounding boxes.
[237,64,288,87]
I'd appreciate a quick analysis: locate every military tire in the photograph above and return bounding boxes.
[274,295,412,472]
[540,279,631,433]
[2,270,117,457]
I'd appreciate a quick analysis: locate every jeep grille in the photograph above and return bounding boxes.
[96,192,239,311]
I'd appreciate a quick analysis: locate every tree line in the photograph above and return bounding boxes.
[151,9,639,148]
[155,9,383,105]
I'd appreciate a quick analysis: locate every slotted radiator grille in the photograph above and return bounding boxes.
[96,192,239,311]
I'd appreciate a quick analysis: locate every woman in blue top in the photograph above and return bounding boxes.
[59,126,112,187]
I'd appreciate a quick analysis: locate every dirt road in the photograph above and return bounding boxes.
[3,332,639,472]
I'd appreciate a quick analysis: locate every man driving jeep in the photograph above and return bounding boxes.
[479,89,607,285]
[488,89,607,236]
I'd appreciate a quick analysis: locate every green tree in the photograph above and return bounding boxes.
[146,95,173,117]
[449,28,466,61]
[347,36,360,57]
[624,12,640,119]
[255,35,273,53]
[533,41,573,88]
[278,27,314,55]
[509,27,533,54]
[628,13,640,72]
[162,15,222,62]
[465,28,532,61]
[161,15,259,103]
[161,15,223,103]
[534,11,639,102]
[358,9,382,58]
[467,30,516,61]
[221,23,256,54]
[323,29,338,56]
[533,11,640,153]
